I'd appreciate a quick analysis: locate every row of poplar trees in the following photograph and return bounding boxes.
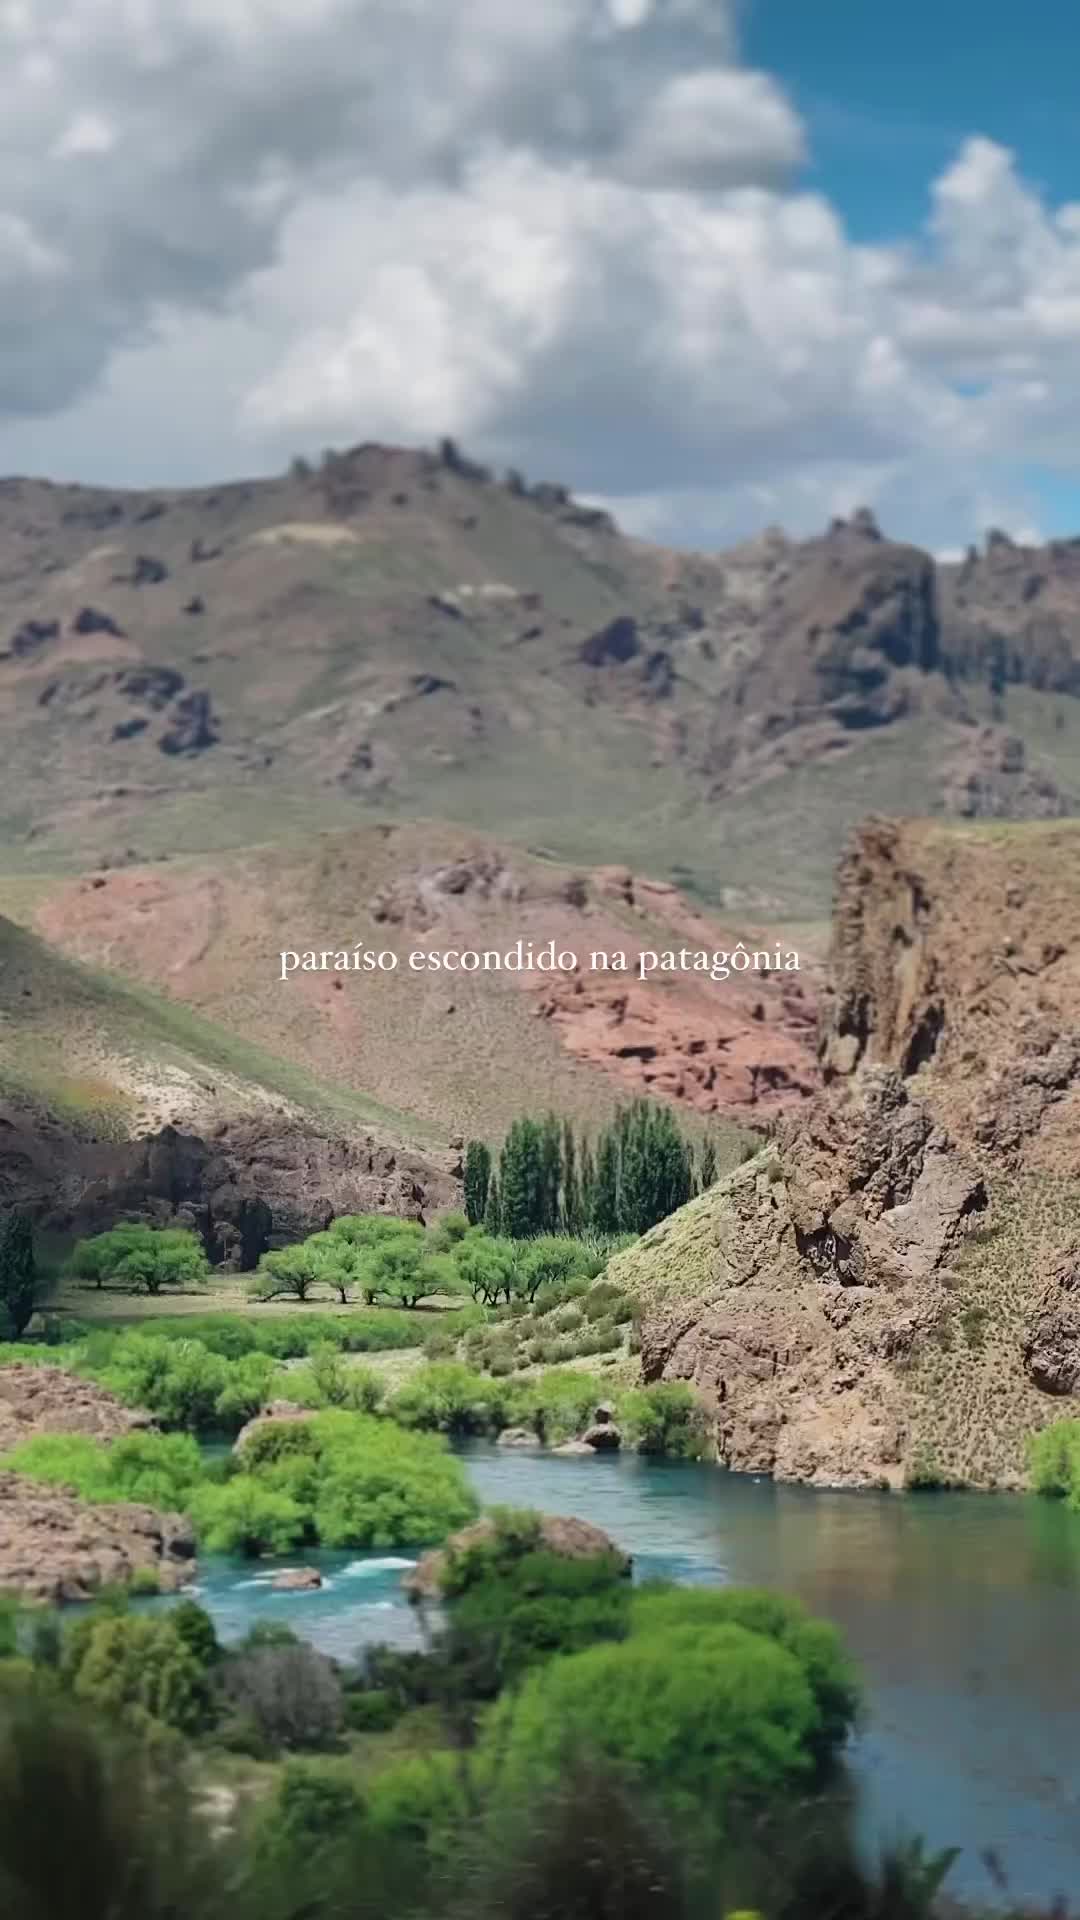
[463,1102,718,1241]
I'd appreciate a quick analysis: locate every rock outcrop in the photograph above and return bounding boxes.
[233,1402,313,1453]
[0,1474,195,1602]
[404,1514,631,1602]
[1,1111,458,1251]
[0,1366,153,1452]
[1023,1246,1080,1396]
[820,818,1080,1172]
[617,819,1080,1490]
[630,1070,984,1488]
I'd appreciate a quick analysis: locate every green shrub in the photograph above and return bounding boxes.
[189,1479,306,1556]
[2,1429,203,1513]
[65,1612,211,1734]
[98,1333,230,1431]
[345,1687,400,1731]
[388,1362,518,1436]
[629,1586,859,1758]
[308,1412,478,1548]
[619,1384,708,1459]
[1028,1419,1080,1506]
[484,1623,821,1815]
[438,1511,632,1690]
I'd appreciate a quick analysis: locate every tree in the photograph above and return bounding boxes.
[500,1119,545,1239]
[252,1243,326,1304]
[221,1645,344,1753]
[514,1236,595,1305]
[482,1174,502,1235]
[436,1512,632,1694]
[357,1226,452,1309]
[454,1231,517,1307]
[463,1142,492,1227]
[65,1613,212,1735]
[0,1212,37,1338]
[539,1114,562,1232]
[561,1120,583,1234]
[69,1224,209,1296]
[591,1128,621,1235]
[698,1135,718,1192]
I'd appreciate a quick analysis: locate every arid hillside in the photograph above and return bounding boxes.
[0,913,456,1242]
[610,818,1080,1493]
[2,446,1080,917]
[0,825,818,1142]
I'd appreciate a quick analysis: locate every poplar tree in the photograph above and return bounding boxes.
[463,1140,492,1227]
[0,1212,37,1339]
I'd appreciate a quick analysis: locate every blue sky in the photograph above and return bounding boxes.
[1,0,1078,552]
[748,0,1078,240]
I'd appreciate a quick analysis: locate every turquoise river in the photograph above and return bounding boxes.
[173,1446,1080,1905]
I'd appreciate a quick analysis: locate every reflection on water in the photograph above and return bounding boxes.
[180,1446,1080,1906]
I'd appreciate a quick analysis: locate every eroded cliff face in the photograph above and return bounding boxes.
[617,820,1080,1490]
[820,818,1080,1172]
[0,1104,459,1258]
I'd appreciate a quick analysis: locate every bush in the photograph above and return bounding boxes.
[64,1612,212,1734]
[189,1479,307,1557]
[0,1695,230,1920]
[619,1384,708,1460]
[98,1333,229,1431]
[308,1412,478,1548]
[388,1362,518,1437]
[253,1756,364,1867]
[1028,1419,1080,1506]
[2,1429,203,1514]
[345,1687,400,1731]
[220,1644,344,1754]
[484,1623,821,1816]
[629,1586,859,1759]
[438,1510,632,1691]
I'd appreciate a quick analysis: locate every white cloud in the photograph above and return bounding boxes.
[2,0,1080,551]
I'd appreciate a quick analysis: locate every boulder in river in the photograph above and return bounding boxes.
[271,1566,323,1591]
[234,1401,315,1454]
[404,1512,630,1601]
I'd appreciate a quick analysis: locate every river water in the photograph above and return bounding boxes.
[182,1446,1080,1905]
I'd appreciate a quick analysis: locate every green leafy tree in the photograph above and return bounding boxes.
[0,1213,37,1339]
[464,1142,492,1227]
[454,1230,518,1307]
[1028,1419,1080,1507]
[629,1586,860,1760]
[69,1224,209,1297]
[514,1235,597,1305]
[309,1412,478,1547]
[698,1134,718,1192]
[66,1613,211,1735]
[100,1333,229,1430]
[436,1510,632,1693]
[252,1243,327,1304]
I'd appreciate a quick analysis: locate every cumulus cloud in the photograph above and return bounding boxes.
[3,0,1080,548]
